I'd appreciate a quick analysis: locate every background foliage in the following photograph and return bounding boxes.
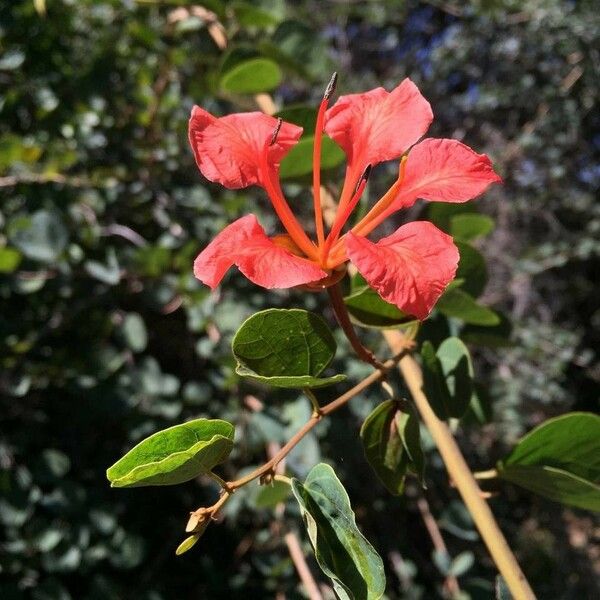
[1,0,598,598]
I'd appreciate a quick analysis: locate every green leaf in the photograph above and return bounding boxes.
[253,480,291,508]
[232,2,279,28]
[360,400,410,495]
[395,402,426,484]
[344,278,419,332]
[232,309,346,388]
[497,413,600,511]
[106,418,234,488]
[0,247,22,273]
[291,463,386,600]
[220,58,282,94]
[119,312,148,353]
[275,105,317,131]
[437,288,500,326]
[455,241,488,298]
[428,202,478,232]
[10,210,68,263]
[461,313,513,348]
[360,399,425,493]
[436,338,474,419]
[420,341,452,421]
[279,135,344,179]
[450,214,495,241]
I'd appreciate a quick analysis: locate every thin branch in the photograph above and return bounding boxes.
[416,496,461,598]
[284,531,324,600]
[189,352,407,523]
[327,282,385,369]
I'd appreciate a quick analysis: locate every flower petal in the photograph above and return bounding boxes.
[188,107,303,189]
[194,215,326,289]
[346,222,459,320]
[389,138,502,212]
[324,79,433,173]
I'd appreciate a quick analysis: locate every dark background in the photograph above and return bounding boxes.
[1,1,598,598]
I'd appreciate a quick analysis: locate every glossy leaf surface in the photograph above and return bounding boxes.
[291,463,386,600]
[232,309,345,388]
[107,419,234,488]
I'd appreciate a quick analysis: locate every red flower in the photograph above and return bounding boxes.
[189,77,501,320]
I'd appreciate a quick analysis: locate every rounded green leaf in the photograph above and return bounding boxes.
[279,135,345,179]
[450,214,495,242]
[220,58,282,94]
[291,463,386,600]
[498,413,600,511]
[107,418,234,488]
[175,532,202,556]
[232,309,346,388]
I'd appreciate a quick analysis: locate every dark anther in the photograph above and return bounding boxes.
[324,72,338,101]
[354,164,372,194]
[270,117,283,146]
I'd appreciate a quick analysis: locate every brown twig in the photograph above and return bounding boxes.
[416,496,461,597]
[284,531,324,600]
[189,352,408,523]
[327,282,385,370]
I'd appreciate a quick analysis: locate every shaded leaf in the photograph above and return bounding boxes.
[436,337,474,419]
[232,309,345,388]
[437,288,500,326]
[360,400,410,495]
[253,480,291,508]
[291,463,386,600]
[498,413,600,511]
[107,419,234,488]
[344,276,420,332]
[455,241,488,298]
[420,341,452,421]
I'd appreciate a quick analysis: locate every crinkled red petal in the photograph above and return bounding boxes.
[346,221,459,320]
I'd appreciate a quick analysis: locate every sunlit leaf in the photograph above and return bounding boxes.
[280,135,344,179]
[107,419,234,488]
[232,309,346,388]
[291,463,386,599]
[450,214,495,241]
[220,58,282,94]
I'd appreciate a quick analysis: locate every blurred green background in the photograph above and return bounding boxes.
[1,1,598,598]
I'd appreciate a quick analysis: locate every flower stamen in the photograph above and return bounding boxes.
[312,72,338,250]
[260,122,318,260]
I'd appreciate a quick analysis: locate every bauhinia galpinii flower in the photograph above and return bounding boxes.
[189,75,501,322]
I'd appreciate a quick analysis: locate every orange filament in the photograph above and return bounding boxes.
[260,135,318,260]
[312,98,328,249]
[321,164,371,262]
[327,155,409,264]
